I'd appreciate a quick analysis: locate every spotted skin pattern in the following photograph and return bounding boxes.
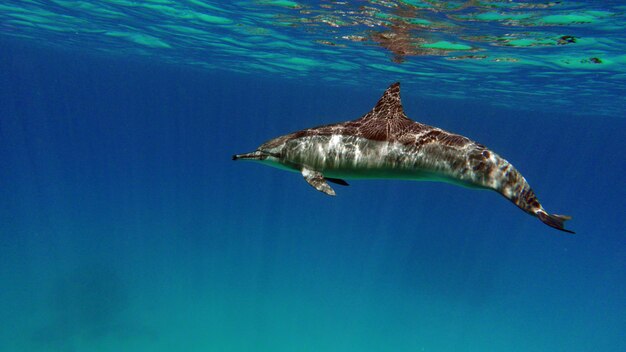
[234,83,573,233]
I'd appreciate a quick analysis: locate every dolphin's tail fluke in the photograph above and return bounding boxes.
[537,211,575,234]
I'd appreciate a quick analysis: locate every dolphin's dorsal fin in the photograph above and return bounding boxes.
[361,82,409,121]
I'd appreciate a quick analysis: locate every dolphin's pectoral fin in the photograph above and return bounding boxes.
[326,178,349,186]
[301,167,336,196]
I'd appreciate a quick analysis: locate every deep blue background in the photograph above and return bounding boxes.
[1,39,625,351]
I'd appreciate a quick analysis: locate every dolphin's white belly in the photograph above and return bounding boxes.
[281,135,483,187]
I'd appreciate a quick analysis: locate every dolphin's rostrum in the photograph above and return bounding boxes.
[233,83,574,234]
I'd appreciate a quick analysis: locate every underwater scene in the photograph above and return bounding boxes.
[1,1,625,351]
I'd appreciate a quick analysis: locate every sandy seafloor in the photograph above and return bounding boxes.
[1,23,625,352]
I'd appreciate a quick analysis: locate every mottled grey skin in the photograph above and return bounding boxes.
[234,83,573,233]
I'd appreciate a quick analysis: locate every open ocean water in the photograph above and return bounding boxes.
[1,1,625,351]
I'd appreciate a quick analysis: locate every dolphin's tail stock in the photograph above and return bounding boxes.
[536,211,574,234]
[490,158,574,234]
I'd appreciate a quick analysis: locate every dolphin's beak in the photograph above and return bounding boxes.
[232,151,264,161]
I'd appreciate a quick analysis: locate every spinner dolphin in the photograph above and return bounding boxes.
[233,83,574,234]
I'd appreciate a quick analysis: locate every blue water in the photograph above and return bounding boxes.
[1,1,626,351]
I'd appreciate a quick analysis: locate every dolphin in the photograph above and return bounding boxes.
[233,83,574,234]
